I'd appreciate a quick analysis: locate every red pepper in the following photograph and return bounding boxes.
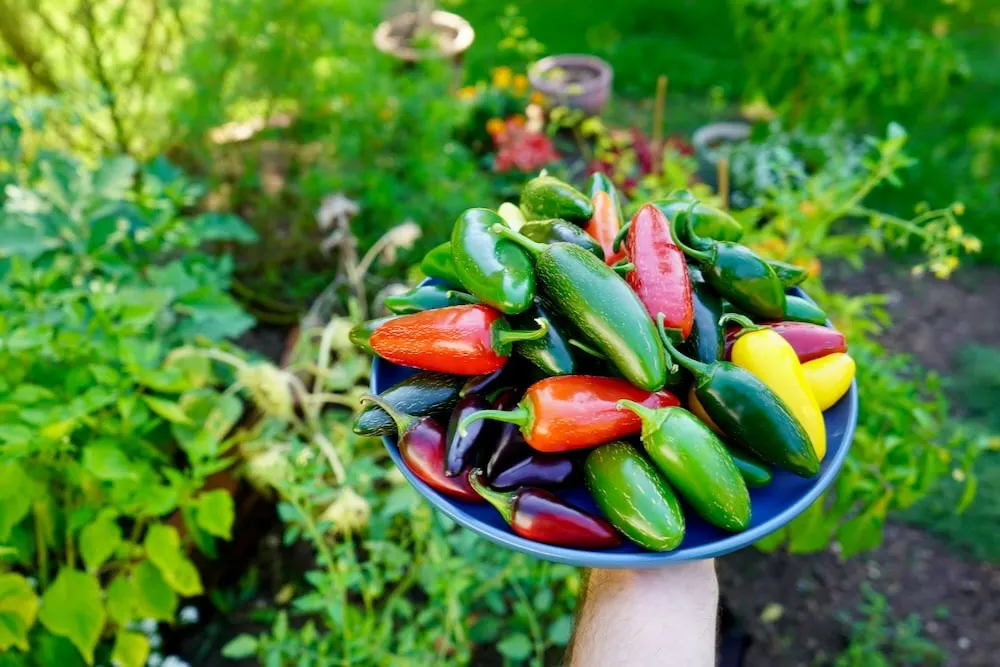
[585,191,626,265]
[457,375,679,453]
[622,204,694,339]
[361,395,482,503]
[469,470,621,548]
[370,304,547,375]
[724,321,847,363]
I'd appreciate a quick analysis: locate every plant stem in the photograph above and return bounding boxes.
[510,578,546,667]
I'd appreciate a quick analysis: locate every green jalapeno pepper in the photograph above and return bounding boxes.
[584,441,685,551]
[451,208,536,315]
[421,242,463,286]
[353,372,465,437]
[657,315,819,477]
[685,270,727,364]
[520,219,605,260]
[384,284,479,314]
[494,225,668,391]
[766,259,809,287]
[654,189,743,246]
[520,175,593,223]
[511,298,579,376]
[672,201,786,319]
[726,445,774,488]
[782,295,828,325]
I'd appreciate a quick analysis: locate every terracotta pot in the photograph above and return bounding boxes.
[529,54,613,115]
[373,10,474,64]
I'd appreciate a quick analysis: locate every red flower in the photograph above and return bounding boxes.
[494,119,560,173]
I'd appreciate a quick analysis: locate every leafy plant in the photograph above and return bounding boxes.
[0,115,256,665]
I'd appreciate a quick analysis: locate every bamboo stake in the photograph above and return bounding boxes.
[717,156,730,211]
[652,74,668,154]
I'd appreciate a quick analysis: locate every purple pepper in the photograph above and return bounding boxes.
[444,394,491,476]
[460,369,506,398]
[491,454,578,490]
[484,388,530,480]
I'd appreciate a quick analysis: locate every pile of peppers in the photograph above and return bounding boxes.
[352,174,856,552]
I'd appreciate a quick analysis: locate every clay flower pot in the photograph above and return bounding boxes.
[528,54,613,114]
[373,10,475,64]
[691,120,751,195]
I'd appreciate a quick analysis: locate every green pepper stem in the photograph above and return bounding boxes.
[656,313,709,378]
[467,469,515,524]
[568,338,606,359]
[447,291,480,304]
[611,262,635,276]
[359,394,416,436]
[611,220,632,253]
[457,405,528,437]
[616,399,658,423]
[491,223,546,257]
[671,200,713,264]
[718,313,768,338]
[495,318,549,345]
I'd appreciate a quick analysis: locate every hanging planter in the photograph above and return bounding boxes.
[528,54,613,115]
[373,9,475,65]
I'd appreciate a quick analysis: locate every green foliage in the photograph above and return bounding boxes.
[0,117,253,663]
[834,583,947,667]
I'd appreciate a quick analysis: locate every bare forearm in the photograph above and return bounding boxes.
[567,560,719,667]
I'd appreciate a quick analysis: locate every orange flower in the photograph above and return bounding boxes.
[486,117,506,136]
[807,258,822,278]
[508,114,526,128]
[513,74,529,95]
[457,85,478,101]
[529,91,546,106]
[492,66,513,89]
[798,200,819,218]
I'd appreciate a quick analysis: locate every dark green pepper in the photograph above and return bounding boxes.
[781,295,827,325]
[511,298,579,376]
[766,259,809,287]
[726,445,773,488]
[521,219,605,260]
[657,315,819,477]
[587,172,626,223]
[520,175,593,223]
[451,208,536,315]
[618,401,751,532]
[384,284,478,314]
[353,372,465,437]
[655,189,743,246]
[349,316,396,354]
[672,201,786,319]
[584,441,685,551]
[421,242,463,286]
[495,226,667,391]
[685,276,726,364]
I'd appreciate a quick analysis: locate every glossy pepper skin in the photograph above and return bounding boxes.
[658,315,820,477]
[491,454,577,490]
[349,316,396,354]
[619,402,751,532]
[621,204,694,339]
[520,175,594,223]
[725,321,846,363]
[511,299,579,376]
[654,190,743,246]
[360,396,482,503]
[584,173,626,265]
[494,225,668,391]
[585,441,685,551]
[370,304,547,375]
[521,219,605,260]
[802,353,855,410]
[686,276,727,364]
[672,203,786,319]
[726,446,774,488]
[781,295,828,325]
[725,314,827,460]
[384,284,478,314]
[444,394,491,476]
[458,375,679,453]
[353,372,464,436]
[483,389,529,478]
[687,388,724,436]
[469,470,620,549]
[452,208,536,314]
[766,259,809,287]
[421,242,463,286]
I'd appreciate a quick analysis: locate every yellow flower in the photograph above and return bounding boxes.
[952,201,966,216]
[911,265,927,278]
[962,237,982,253]
[929,256,959,279]
[946,223,964,240]
[486,117,506,136]
[513,74,529,95]
[530,91,546,106]
[798,200,819,218]
[492,66,513,89]
[457,85,478,101]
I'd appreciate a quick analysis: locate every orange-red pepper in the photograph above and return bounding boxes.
[585,190,626,265]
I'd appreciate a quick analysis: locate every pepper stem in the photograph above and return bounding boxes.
[611,220,632,253]
[718,313,769,338]
[671,200,713,264]
[616,399,658,423]
[447,291,480,304]
[468,468,516,525]
[457,405,528,438]
[611,261,635,276]
[568,338,606,359]
[491,223,546,257]
[359,394,416,436]
[657,313,709,378]
[495,318,549,346]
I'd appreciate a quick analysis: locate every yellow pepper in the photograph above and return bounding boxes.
[687,388,724,436]
[802,353,855,411]
[725,315,827,460]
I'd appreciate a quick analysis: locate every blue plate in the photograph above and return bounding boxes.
[371,284,858,567]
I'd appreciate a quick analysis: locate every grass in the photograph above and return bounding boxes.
[458,0,1000,264]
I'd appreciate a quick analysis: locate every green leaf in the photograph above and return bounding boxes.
[496,633,533,661]
[92,156,137,198]
[171,390,243,461]
[0,462,33,540]
[838,495,890,558]
[144,524,203,596]
[533,588,553,613]
[131,562,177,621]
[221,634,259,659]
[957,473,977,514]
[105,575,134,626]
[546,615,573,647]
[82,443,138,481]
[0,573,39,651]
[79,511,123,572]
[111,631,149,667]
[754,527,788,553]
[141,395,193,425]
[38,569,105,665]
[190,213,259,244]
[787,496,835,554]
[116,288,174,329]
[0,224,60,259]
[194,490,234,540]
